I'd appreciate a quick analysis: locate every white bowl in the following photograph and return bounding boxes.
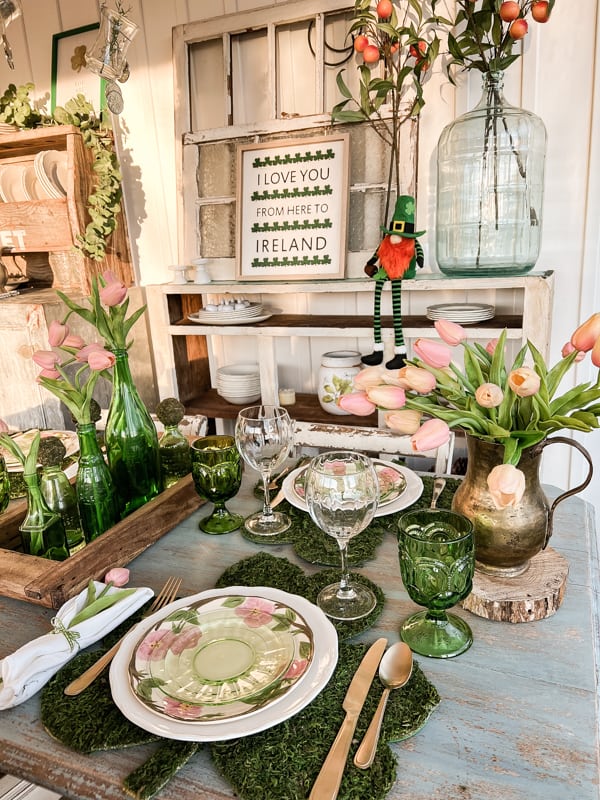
[218,391,262,405]
[218,364,260,378]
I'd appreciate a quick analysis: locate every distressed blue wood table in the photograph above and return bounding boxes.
[0,476,598,800]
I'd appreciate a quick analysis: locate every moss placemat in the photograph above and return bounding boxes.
[244,473,461,567]
[41,553,440,800]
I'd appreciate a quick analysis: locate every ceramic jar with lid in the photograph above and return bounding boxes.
[318,350,362,416]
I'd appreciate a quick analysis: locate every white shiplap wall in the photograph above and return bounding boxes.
[2,0,599,502]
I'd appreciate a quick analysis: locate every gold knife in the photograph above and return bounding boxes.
[308,637,387,800]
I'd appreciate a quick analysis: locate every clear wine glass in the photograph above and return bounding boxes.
[234,405,294,536]
[304,450,379,621]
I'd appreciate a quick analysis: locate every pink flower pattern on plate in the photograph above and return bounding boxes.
[234,597,276,627]
[163,697,205,720]
[137,629,177,661]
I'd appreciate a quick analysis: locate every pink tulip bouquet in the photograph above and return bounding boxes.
[340,314,600,505]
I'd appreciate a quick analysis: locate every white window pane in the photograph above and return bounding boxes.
[276,20,316,117]
[232,30,269,125]
[324,11,358,110]
[189,39,226,131]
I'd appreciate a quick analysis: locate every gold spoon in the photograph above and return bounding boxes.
[353,642,413,770]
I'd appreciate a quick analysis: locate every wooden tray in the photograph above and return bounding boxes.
[0,475,202,609]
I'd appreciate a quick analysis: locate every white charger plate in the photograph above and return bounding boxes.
[282,460,423,518]
[110,585,338,741]
[187,312,273,326]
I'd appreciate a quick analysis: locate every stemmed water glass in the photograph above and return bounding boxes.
[397,508,475,658]
[234,405,294,536]
[304,450,379,621]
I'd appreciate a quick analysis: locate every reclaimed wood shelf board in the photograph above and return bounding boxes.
[0,475,202,610]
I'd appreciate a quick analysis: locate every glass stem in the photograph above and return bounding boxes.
[336,541,354,599]
[261,471,273,519]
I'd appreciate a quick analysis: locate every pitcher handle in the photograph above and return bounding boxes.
[538,436,594,548]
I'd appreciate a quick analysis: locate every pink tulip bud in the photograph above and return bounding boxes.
[366,384,406,409]
[37,368,61,382]
[475,382,504,408]
[570,313,600,352]
[88,348,116,371]
[99,279,128,307]
[104,567,130,587]
[485,339,499,355]
[62,334,85,350]
[384,409,422,435]
[507,367,541,397]
[337,391,377,416]
[0,419,9,433]
[48,320,69,347]
[561,341,585,362]
[434,318,466,346]
[410,418,450,452]
[592,336,600,368]
[397,365,436,394]
[32,350,60,370]
[486,464,526,509]
[353,366,388,390]
[75,343,105,362]
[413,338,452,369]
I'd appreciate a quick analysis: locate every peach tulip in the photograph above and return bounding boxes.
[366,384,406,409]
[475,382,504,408]
[32,350,60,370]
[62,334,85,350]
[100,270,127,307]
[486,464,526,509]
[384,409,422,435]
[592,336,600,368]
[88,348,116,371]
[434,319,466,346]
[413,338,452,369]
[37,368,61,382]
[570,313,600,352]
[337,391,376,416]
[397,365,436,394]
[507,367,540,397]
[48,320,69,347]
[485,338,499,355]
[75,343,105,362]
[105,567,130,587]
[353,366,387,390]
[410,418,450,452]
[561,341,585,362]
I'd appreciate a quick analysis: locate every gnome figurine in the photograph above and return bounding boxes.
[361,195,425,370]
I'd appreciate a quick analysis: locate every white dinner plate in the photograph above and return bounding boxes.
[1,429,79,471]
[0,163,28,202]
[186,312,274,326]
[282,459,423,518]
[110,585,338,741]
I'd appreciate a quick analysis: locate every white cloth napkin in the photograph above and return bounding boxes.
[0,581,153,709]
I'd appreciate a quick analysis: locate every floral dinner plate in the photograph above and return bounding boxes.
[129,594,314,722]
[110,586,338,741]
[291,459,407,508]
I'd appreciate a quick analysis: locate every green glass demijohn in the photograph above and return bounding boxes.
[104,349,161,515]
[155,397,192,490]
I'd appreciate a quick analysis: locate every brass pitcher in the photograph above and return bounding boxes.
[451,434,593,578]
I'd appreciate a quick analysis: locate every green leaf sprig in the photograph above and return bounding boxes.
[0,430,41,476]
[68,579,136,628]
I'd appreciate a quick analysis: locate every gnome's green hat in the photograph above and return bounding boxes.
[381,195,425,239]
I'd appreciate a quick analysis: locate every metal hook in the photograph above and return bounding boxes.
[307,19,354,68]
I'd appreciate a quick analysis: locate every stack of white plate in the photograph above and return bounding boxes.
[216,363,261,405]
[33,150,67,198]
[189,302,264,324]
[426,302,495,324]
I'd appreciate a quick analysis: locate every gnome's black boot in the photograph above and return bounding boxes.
[385,349,408,370]
[361,351,384,366]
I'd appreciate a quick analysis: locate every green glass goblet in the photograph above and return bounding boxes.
[191,435,243,534]
[397,508,475,658]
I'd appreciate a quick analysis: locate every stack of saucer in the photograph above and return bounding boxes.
[426,302,495,324]
[216,364,261,405]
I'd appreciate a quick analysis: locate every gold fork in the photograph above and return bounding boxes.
[63,576,182,697]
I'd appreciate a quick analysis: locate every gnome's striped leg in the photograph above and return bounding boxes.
[361,279,385,366]
[385,279,407,370]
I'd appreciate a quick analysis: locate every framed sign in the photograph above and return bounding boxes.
[51,24,106,114]
[236,134,349,281]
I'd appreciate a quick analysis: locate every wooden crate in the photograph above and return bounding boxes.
[0,475,202,609]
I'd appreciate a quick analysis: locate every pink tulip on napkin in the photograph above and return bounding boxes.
[0,581,153,709]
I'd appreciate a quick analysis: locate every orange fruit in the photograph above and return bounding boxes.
[531,1,550,22]
[509,18,529,38]
[376,0,393,19]
[499,1,520,21]
[354,34,369,53]
[363,44,381,64]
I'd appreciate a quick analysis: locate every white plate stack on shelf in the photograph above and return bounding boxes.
[426,302,495,324]
[216,363,261,405]
[33,150,67,198]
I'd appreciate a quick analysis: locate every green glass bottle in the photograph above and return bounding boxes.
[156,397,191,490]
[20,472,69,561]
[105,349,161,516]
[76,422,120,541]
[0,453,9,514]
[38,436,85,555]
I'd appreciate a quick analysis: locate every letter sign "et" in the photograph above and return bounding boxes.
[0,230,26,249]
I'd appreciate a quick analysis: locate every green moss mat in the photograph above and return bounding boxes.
[40,552,440,800]
[243,473,462,566]
[211,642,440,800]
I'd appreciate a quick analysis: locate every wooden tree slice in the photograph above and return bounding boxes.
[462,547,569,623]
